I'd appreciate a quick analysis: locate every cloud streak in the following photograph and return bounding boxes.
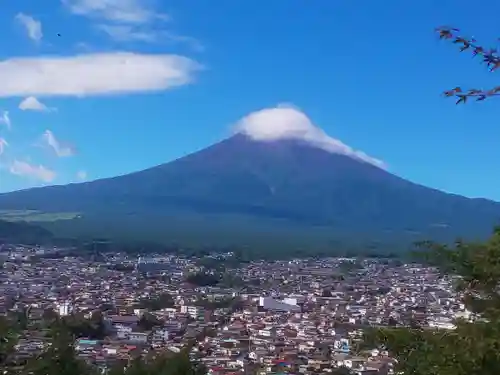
[96,24,158,42]
[0,111,11,130]
[19,96,54,112]
[0,52,201,97]
[95,24,204,50]
[15,13,43,42]
[63,0,201,49]
[234,104,386,169]
[0,138,7,155]
[62,0,167,24]
[9,160,56,182]
[41,130,76,157]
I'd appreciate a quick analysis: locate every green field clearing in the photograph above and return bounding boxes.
[0,210,81,222]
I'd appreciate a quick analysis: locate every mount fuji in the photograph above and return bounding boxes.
[0,105,498,249]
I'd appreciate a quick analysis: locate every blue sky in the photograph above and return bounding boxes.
[0,0,499,200]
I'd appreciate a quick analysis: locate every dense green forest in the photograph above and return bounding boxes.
[0,218,411,260]
[0,219,54,245]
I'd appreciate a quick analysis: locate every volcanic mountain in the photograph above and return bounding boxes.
[0,133,499,249]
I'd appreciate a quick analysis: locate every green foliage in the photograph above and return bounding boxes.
[185,272,220,287]
[137,293,175,311]
[64,312,106,339]
[364,227,500,374]
[195,296,244,312]
[338,259,363,273]
[137,313,162,331]
[1,212,424,261]
[196,257,227,271]
[0,219,54,245]
[34,210,460,258]
[23,319,95,375]
[1,315,205,375]
[0,210,79,223]
[416,227,500,320]
[218,273,245,288]
[106,348,205,375]
[0,316,19,366]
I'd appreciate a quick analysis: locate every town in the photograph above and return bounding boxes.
[0,243,466,375]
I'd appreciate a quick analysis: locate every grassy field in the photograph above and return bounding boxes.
[0,210,81,222]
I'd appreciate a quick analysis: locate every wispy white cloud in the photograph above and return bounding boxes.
[15,13,43,42]
[95,24,204,50]
[19,96,55,112]
[63,0,201,49]
[234,104,386,169]
[0,138,7,155]
[161,33,204,52]
[0,52,201,97]
[96,24,157,42]
[41,130,76,157]
[76,170,87,181]
[62,0,168,24]
[0,111,11,130]
[9,160,56,182]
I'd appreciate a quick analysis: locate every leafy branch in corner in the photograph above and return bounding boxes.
[436,26,500,104]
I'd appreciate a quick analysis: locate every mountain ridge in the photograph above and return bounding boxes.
[0,134,498,248]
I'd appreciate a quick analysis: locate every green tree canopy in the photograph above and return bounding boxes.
[363,227,500,375]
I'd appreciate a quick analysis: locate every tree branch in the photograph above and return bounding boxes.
[436,26,500,103]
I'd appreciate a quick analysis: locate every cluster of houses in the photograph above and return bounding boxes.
[0,246,469,374]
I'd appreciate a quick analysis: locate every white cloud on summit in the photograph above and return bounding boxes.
[19,96,54,112]
[9,160,56,182]
[0,111,11,130]
[234,104,386,169]
[0,52,200,97]
[15,13,43,42]
[41,130,76,157]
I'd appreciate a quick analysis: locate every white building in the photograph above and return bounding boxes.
[180,305,205,319]
[56,301,73,316]
[259,297,300,312]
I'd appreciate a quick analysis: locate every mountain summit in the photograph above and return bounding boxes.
[232,104,386,169]
[0,131,498,248]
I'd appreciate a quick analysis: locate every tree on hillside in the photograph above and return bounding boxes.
[15,317,206,375]
[362,227,500,375]
[185,272,220,287]
[23,320,95,375]
[137,292,175,311]
[0,316,19,366]
[436,26,500,103]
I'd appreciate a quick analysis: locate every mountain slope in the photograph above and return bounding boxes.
[0,219,54,245]
[0,134,498,245]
